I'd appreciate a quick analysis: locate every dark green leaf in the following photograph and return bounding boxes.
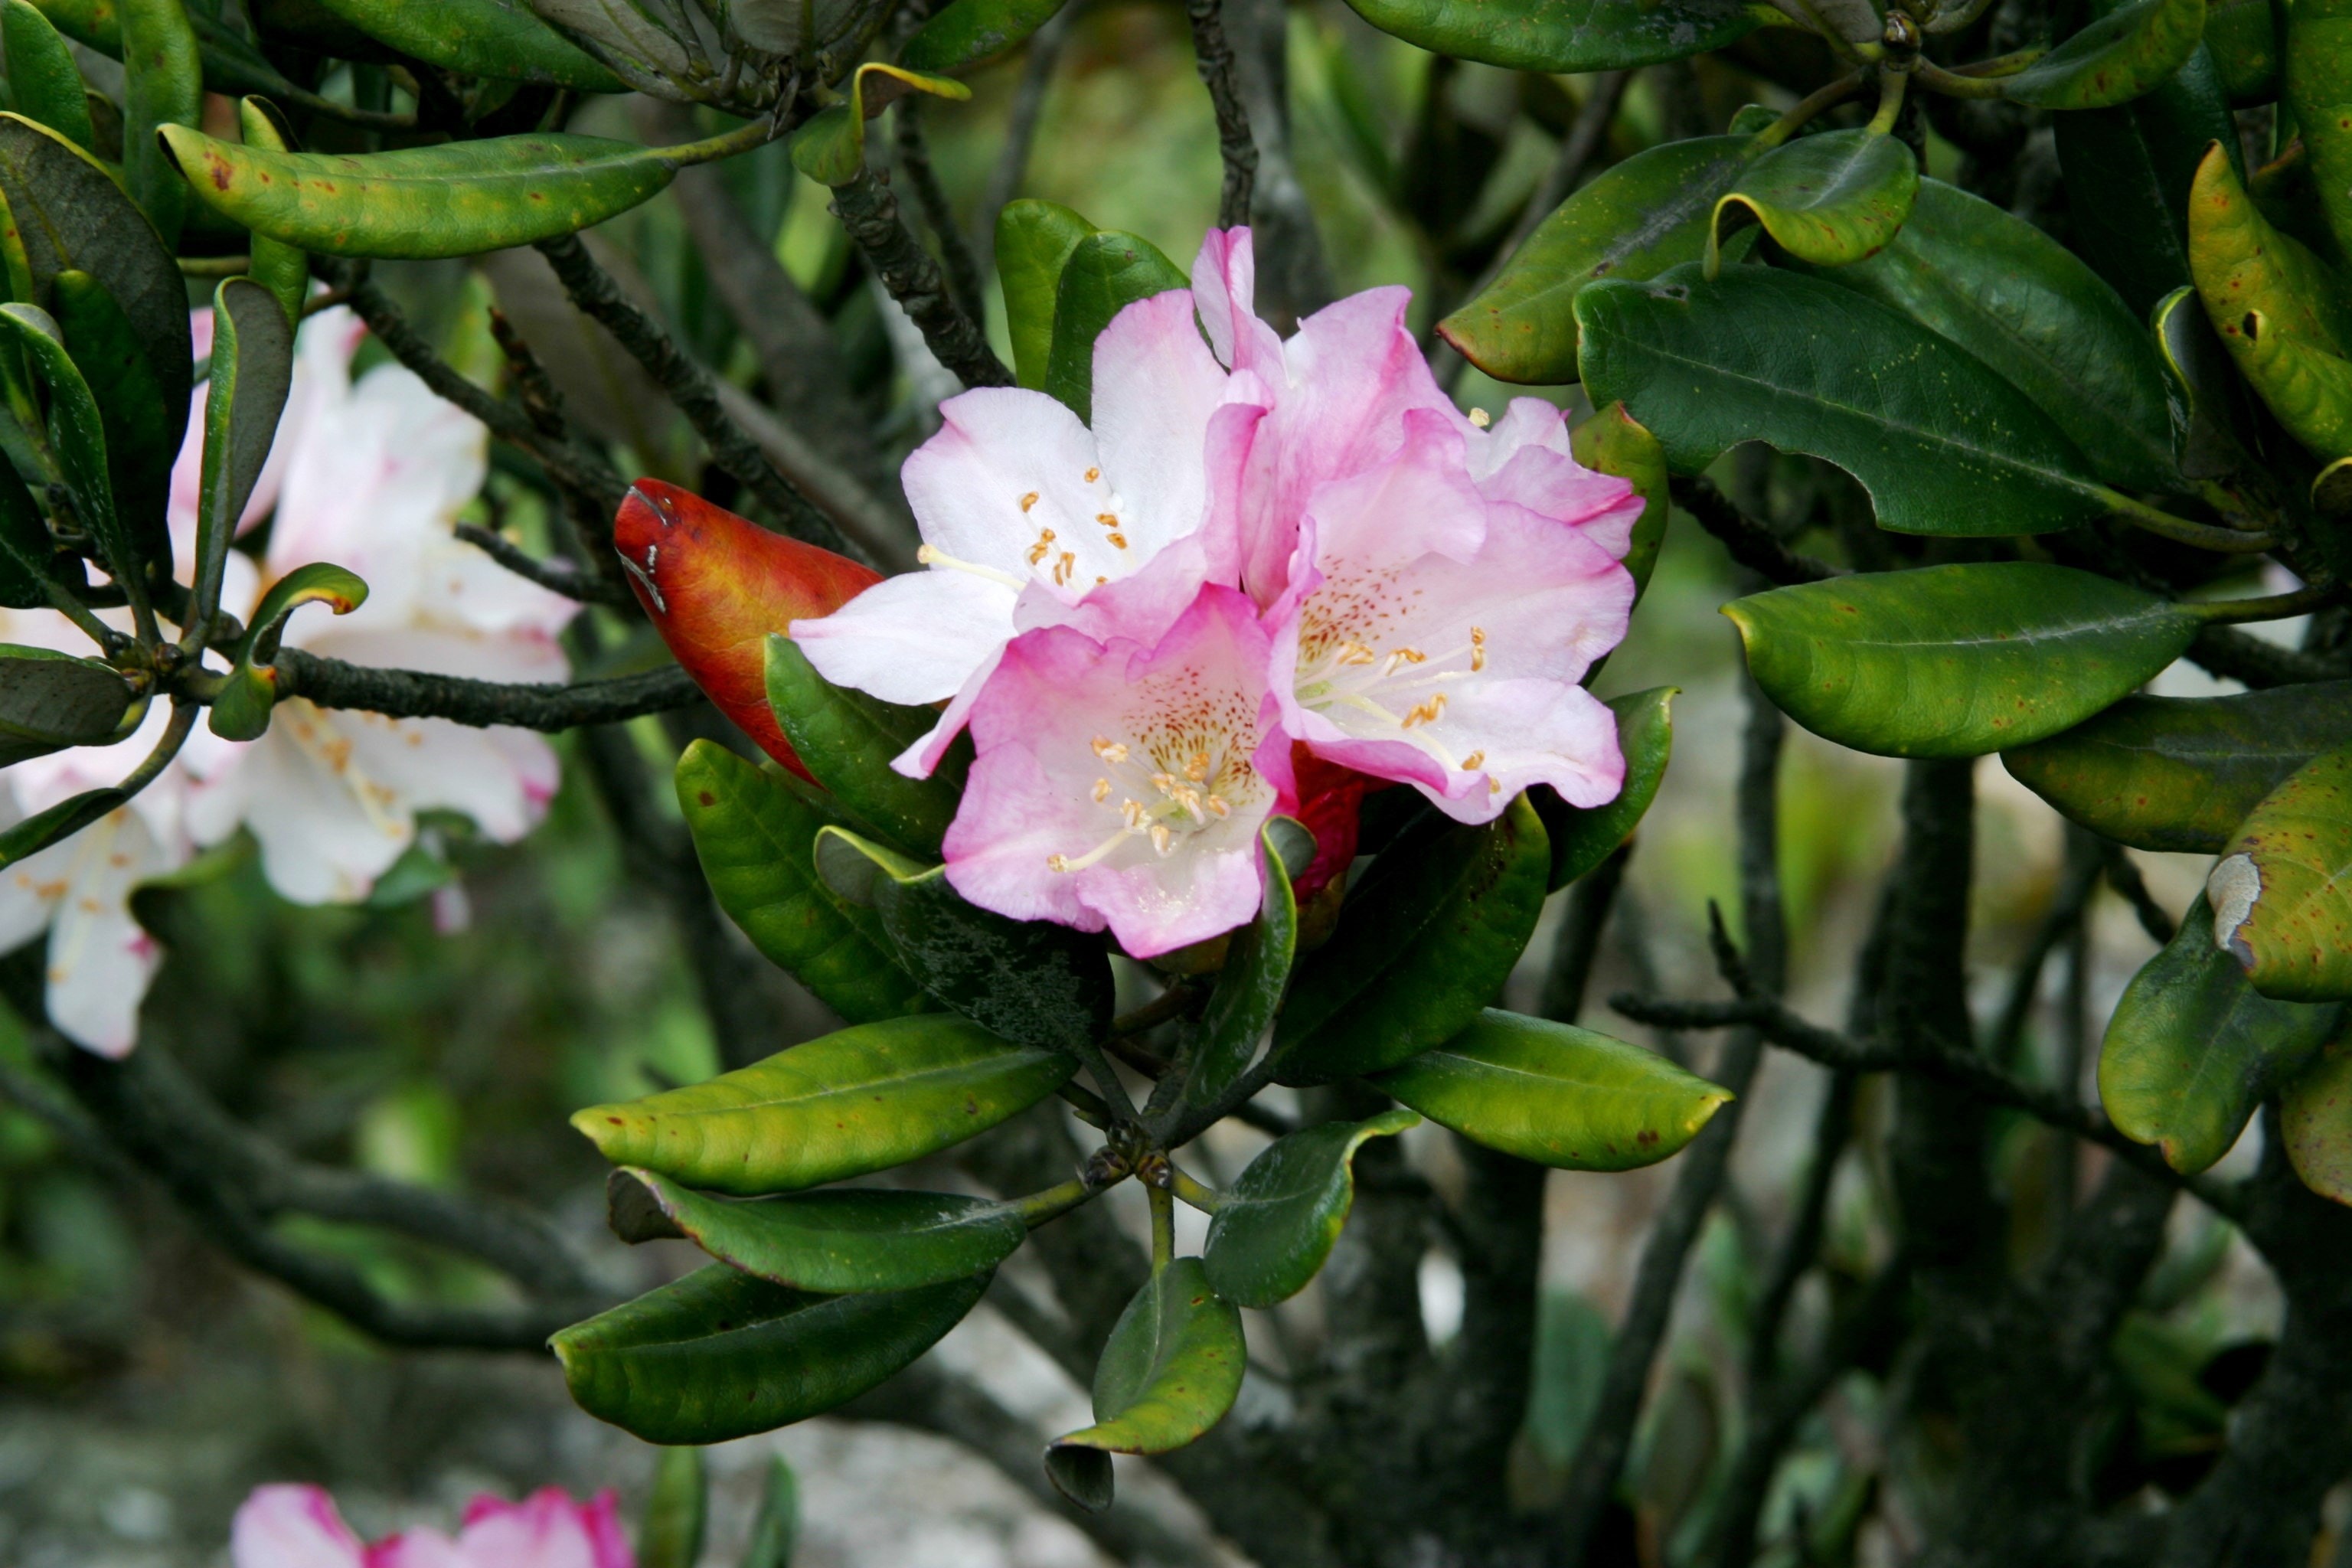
[1708,129,1917,277]
[1371,1008,1730,1169]
[2283,1029,2352,1204]
[1274,795,1550,1086]
[570,1013,1075,1196]
[1335,0,1773,71]
[1177,822,1303,1114]
[764,634,964,859]
[2152,283,2246,479]
[51,270,173,583]
[0,642,130,765]
[1725,564,2201,759]
[0,303,132,599]
[0,784,122,869]
[1798,178,2178,493]
[2210,745,2352,1001]
[611,1169,1027,1292]
[901,0,1070,73]
[675,740,934,1025]
[0,113,192,478]
[310,0,628,89]
[2003,684,2352,853]
[2203,0,2280,102]
[0,456,60,609]
[638,1445,706,1568]
[1043,229,1187,423]
[741,1456,801,1568]
[1998,0,2204,108]
[2101,893,2340,1171]
[996,198,1093,391]
[210,560,368,741]
[1576,266,2125,537]
[1044,1259,1245,1511]
[818,825,1116,1056]
[554,1264,987,1445]
[1568,403,1668,603]
[1202,1108,1418,1308]
[1534,686,1673,891]
[788,64,970,187]
[189,277,293,629]
[119,0,200,242]
[2,2,94,149]
[1439,136,1754,386]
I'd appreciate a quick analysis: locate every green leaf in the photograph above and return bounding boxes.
[51,270,174,583]
[789,64,972,187]
[1438,136,1756,386]
[1273,795,1550,1086]
[2000,0,2204,108]
[2284,1029,2352,1205]
[2189,141,2352,362]
[1569,403,1668,603]
[764,634,964,859]
[1707,129,1917,278]
[2050,22,2239,317]
[2152,283,2246,478]
[2204,0,2281,102]
[0,642,131,765]
[554,1264,987,1446]
[210,561,369,740]
[1177,822,1305,1114]
[1334,0,1774,71]
[0,459,60,609]
[2004,685,2352,854]
[675,740,933,1025]
[1372,1008,1731,1170]
[2100,893,2341,1171]
[0,303,134,599]
[741,1456,801,1568]
[1044,1258,1245,1511]
[1576,266,2128,537]
[1725,564,2201,760]
[901,0,1070,73]
[1532,686,1674,891]
[817,825,1117,1056]
[1043,229,1187,423]
[570,1013,1076,1196]
[2231,309,2352,462]
[1202,1108,1418,1308]
[0,113,192,482]
[119,0,200,243]
[610,1169,1027,1292]
[1798,178,2179,493]
[3,2,94,149]
[309,0,627,89]
[0,784,122,869]
[997,198,1093,391]
[158,127,697,260]
[234,98,309,327]
[638,1445,706,1568]
[2285,0,2352,263]
[2210,745,2352,1001]
[189,277,293,629]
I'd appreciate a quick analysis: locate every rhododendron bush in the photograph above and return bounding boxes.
[5,0,2352,1561]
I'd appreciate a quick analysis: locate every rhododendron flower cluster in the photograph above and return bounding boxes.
[232,1483,630,1568]
[794,228,1641,957]
[0,307,576,1056]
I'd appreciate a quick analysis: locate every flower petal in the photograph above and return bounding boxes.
[902,387,1106,583]
[794,567,1021,707]
[1089,289,1232,558]
[232,1485,368,1568]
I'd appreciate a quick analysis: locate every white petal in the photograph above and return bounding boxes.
[792,569,1020,706]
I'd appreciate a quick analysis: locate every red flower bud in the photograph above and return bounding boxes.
[613,480,881,781]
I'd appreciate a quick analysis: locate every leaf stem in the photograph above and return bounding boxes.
[2106,492,2278,553]
[1167,1163,1225,1215]
[1148,1181,1175,1272]
[1912,59,2009,99]
[2187,583,2340,624]
[1016,1177,1102,1229]
[1945,44,2047,77]
[1753,70,1867,150]
[1865,67,1909,136]
[656,114,783,169]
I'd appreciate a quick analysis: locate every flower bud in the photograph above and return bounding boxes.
[614,480,880,781]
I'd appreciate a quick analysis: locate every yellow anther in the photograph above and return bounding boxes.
[1107,533,1128,550]
[1097,512,1119,527]
[1054,551,1076,586]
[1402,694,1448,729]
[1468,407,1491,428]
[1122,799,1145,828]
[1021,491,1040,512]
[1047,854,1071,872]
[1185,750,1210,782]
[1093,777,1112,803]
[1093,737,1129,763]
[1150,771,1178,794]
[1338,642,1378,665]
[1471,626,1488,672]
[1150,824,1174,856]
[1206,794,1231,818]
[1461,750,1487,771]
[1085,466,1101,483]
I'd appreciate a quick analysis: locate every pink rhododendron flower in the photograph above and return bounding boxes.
[231,1483,632,1568]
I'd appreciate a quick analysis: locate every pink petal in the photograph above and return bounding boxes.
[231,1485,368,1568]
[901,387,1104,582]
[1468,400,1642,557]
[793,567,1021,707]
[1089,290,1233,559]
[1191,227,1280,376]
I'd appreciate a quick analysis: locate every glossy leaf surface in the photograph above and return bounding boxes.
[1800,178,2178,492]
[311,0,626,88]
[189,277,294,629]
[1202,1109,1417,1308]
[997,198,1093,390]
[52,270,174,574]
[0,643,130,766]
[234,100,308,326]
[1178,823,1303,1113]
[1570,403,1668,602]
[2204,0,2279,100]
[2232,310,2352,462]
[0,462,59,609]
[158,128,690,260]
[1999,0,2203,108]
[2152,283,2246,477]
[1372,1008,1730,1170]
[900,0,1070,73]
[1534,686,1674,891]
[1274,795,1549,1085]
[675,740,933,1025]
[2283,1030,2352,1206]
[0,303,132,599]
[2005,685,2352,854]
[2288,0,2352,262]
[1336,0,1773,71]
[612,1170,1026,1293]
[0,785,122,870]
[1044,229,1187,422]
[3,2,94,148]
[2101,894,2340,1171]
[1440,136,1753,386]
[571,1014,1075,1195]
[1726,564,2200,760]
[766,635,964,858]
[2189,142,2352,363]
[119,0,198,241]
[2210,746,2352,1001]
[1045,1259,1244,1511]
[1708,129,1917,277]
[1578,267,2116,536]
[554,1264,986,1444]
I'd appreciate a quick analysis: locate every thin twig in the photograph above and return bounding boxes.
[273,651,700,731]
[454,524,633,606]
[1672,475,1841,585]
[896,98,989,328]
[1184,0,1258,227]
[829,167,1015,390]
[2187,625,2349,688]
[2098,843,2176,946]
[1986,825,2103,1064]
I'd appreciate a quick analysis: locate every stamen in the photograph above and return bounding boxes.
[1020,491,1040,512]
[1184,750,1210,782]
[1383,646,1427,676]
[1338,642,1378,665]
[1054,551,1076,586]
[1468,407,1491,428]
[1093,777,1112,803]
[1205,794,1230,818]
[1084,466,1101,482]
[1150,825,1174,857]
[1026,528,1057,566]
[1096,512,1119,527]
[1461,750,1486,771]
[1122,799,1145,828]
[1092,737,1129,763]
[1149,771,1178,795]
[1107,534,1128,550]
[1401,695,1448,729]
[1048,824,1138,874]
[917,544,1027,590]
[1471,626,1488,672]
